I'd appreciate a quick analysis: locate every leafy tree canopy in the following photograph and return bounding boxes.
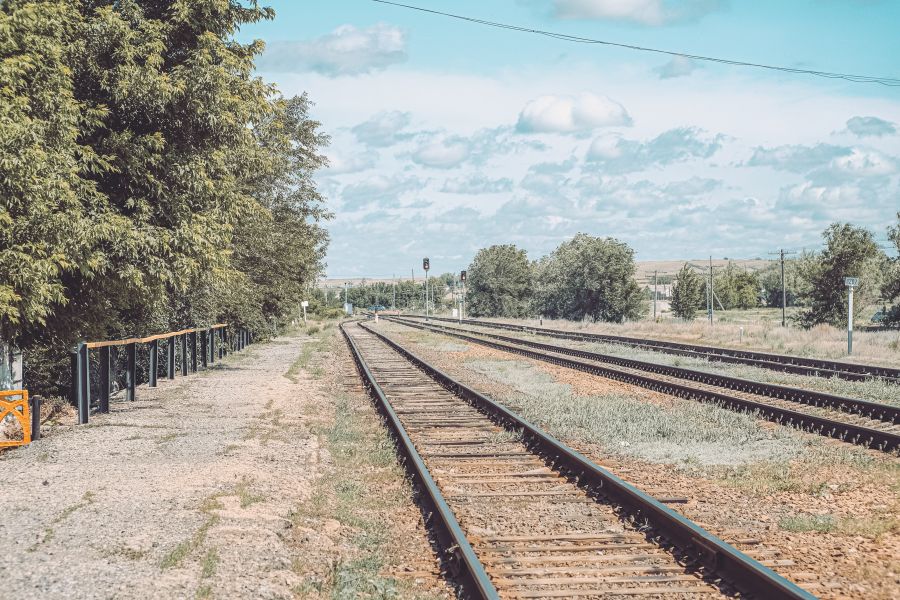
[670,263,704,320]
[534,234,644,323]
[466,245,533,318]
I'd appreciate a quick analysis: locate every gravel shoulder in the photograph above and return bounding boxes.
[0,322,452,600]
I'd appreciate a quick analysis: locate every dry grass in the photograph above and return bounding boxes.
[535,334,900,407]
[465,358,806,466]
[481,314,900,367]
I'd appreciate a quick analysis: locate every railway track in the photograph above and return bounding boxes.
[385,317,900,453]
[402,315,900,384]
[342,320,815,599]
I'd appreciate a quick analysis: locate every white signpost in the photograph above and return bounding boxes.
[301,300,309,326]
[844,277,859,355]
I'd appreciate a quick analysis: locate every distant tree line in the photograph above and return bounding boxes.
[1,1,330,394]
[670,217,900,327]
[462,235,646,323]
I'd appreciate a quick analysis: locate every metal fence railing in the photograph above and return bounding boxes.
[70,325,253,424]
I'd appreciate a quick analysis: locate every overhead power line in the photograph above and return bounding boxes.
[370,0,900,87]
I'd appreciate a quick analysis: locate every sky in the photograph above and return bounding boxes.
[235,0,900,278]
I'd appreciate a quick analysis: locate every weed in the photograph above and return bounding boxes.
[464,358,804,466]
[779,513,836,533]
[235,478,265,508]
[200,548,219,578]
[160,514,219,569]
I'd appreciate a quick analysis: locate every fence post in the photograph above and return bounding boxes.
[200,330,207,369]
[209,329,215,364]
[99,346,111,413]
[69,351,78,407]
[76,342,89,424]
[190,331,198,373]
[30,394,41,441]
[181,334,188,376]
[222,327,228,357]
[149,339,158,387]
[167,337,176,380]
[126,342,136,402]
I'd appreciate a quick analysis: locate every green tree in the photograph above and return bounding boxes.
[796,223,887,328]
[0,1,103,343]
[3,1,331,394]
[882,213,900,327]
[466,245,532,318]
[534,234,644,322]
[704,262,760,310]
[670,263,704,320]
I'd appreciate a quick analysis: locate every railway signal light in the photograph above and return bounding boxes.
[423,257,430,271]
[460,270,466,282]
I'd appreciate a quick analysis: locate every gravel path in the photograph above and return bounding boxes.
[0,334,321,599]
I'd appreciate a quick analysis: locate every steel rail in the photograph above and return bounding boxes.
[340,323,499,599]
[355,321,815,600]
[404,315,900,383]
[388,317,900,453]
[391,317,900,425]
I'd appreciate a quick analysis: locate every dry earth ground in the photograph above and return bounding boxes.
[377,321,900,600]
[0,323,452,600]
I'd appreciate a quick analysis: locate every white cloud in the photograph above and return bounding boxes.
[441,174,514,194]
[551,0,724,26]
[411,137,471,168]
[745,143,852,173]
[516,93,632,134]
[586,127,723,172]
[326,151,378,175]
[657,56,699,79]
[256,24,407,76]
[829,148,896,178]
[340,174,426,210]
[351,111,412,147]
[845,116,897,138]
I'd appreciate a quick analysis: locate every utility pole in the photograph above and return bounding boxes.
[423,257,430,320]
[769,249,797,327]
[653,269,658,321]
[392,274,396,310]
[708,256,714,325]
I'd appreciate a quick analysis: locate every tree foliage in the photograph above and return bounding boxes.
[702,262,760,310]
[796,223,886,328]
[670,263,704,320]
[465,245,532,318]
[534,234,644,322]
[1,1,330,394]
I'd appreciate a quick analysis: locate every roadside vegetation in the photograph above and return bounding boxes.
[289,324,451,599]
[1,2,330,396]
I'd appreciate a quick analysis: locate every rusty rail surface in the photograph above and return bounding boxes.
[402,314,900,384]
[388,317,900,453]
[343,320,816,599]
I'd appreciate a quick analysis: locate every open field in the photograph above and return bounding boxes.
[452,312,900,368]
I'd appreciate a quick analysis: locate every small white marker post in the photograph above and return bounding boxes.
[844,277,859,355]
[301,300,309,327]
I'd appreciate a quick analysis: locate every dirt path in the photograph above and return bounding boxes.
[0,325,451,600]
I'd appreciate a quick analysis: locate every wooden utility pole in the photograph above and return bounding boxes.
[769,249,797,327]
[653,270,658,320]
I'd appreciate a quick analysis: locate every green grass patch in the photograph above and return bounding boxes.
[284,327,334,383]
